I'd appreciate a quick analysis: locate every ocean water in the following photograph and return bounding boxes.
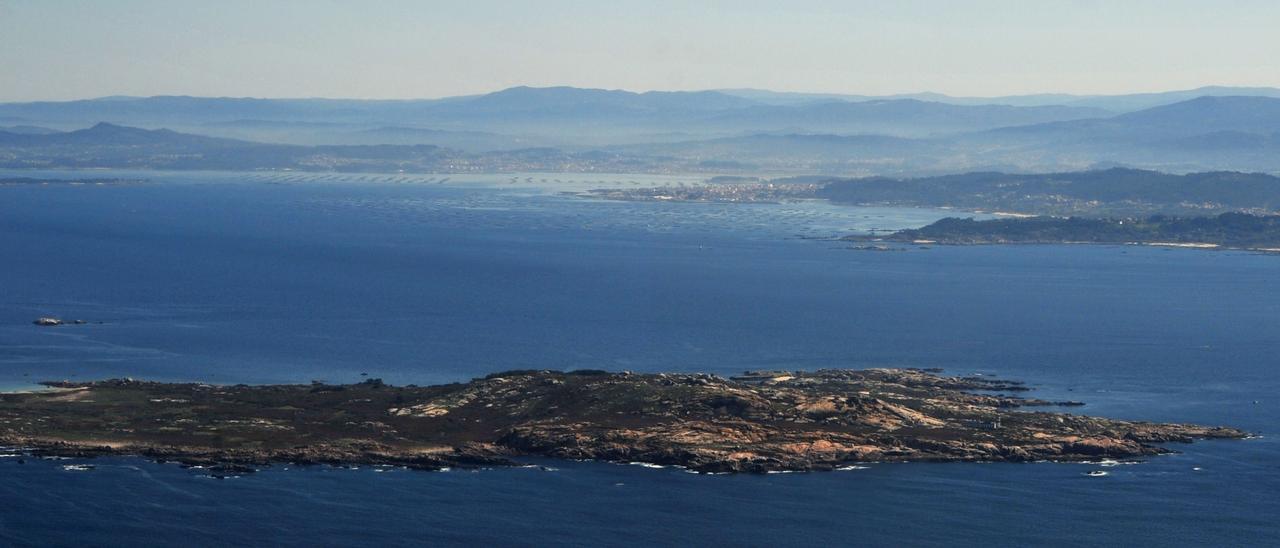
[1,171,1276,546]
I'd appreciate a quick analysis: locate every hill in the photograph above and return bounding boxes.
[716,85,1280,111]
[878,212,1280,249]
[818,168,1280,216]
[985,96,1280,141]
[622,96,1280,174]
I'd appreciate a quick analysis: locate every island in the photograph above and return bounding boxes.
[855,212,1280,251]
[0,368,1245,474]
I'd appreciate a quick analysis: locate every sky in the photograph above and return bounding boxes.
[1,0,1277,102]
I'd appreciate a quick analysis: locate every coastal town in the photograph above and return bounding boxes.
[585,181,821,203]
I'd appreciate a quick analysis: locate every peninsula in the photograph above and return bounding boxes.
[818,169,1280,217]
[858,212,1280,250]
[0,369,1245,474]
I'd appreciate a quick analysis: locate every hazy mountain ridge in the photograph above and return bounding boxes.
[981,96,1280,141]
[716,85,1280,111]
[689,100,1110,137]
[0,86,1115,143]
[0,122,647,172]
[3,90,1280,174]
[0,125,60,135]
[956,96,1280,171]
[0,122,249,147]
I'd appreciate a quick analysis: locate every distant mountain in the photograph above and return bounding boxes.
[714,89,1090,108]
[0,125,59,135]
[0,122,442,170]
[1106,96,1280,136]
[711,89,879,106]
[603,95,1280,173]
[691,99,1109,137]
[5,90,1280,175]
[1061,86,1280,112]
[0,122,248,147]
[0,88,756,128]
[444,86,756,114]
[0,86,1121,143]
[717,86,1280,112]
[0,122,662,173]
[440,90,1113,139]
[970,96,1280,163]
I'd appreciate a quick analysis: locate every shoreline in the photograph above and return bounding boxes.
[2,437,1251,478]
[844,234,1280,254]
[853,212,1280,254]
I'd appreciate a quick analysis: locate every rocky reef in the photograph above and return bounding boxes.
[0,369,1246,473]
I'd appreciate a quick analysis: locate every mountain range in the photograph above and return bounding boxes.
[3,86,1280,174]
[714,86,1280,111]
[0,86,1113,143]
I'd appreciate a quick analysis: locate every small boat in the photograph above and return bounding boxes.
[1085,470,1108,477]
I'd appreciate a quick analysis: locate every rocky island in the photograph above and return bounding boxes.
[0,369,1245,474]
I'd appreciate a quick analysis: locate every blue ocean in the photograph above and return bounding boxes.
[1,171,1276,546]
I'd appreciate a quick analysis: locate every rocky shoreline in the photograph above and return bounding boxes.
[847,213,1280,253]
[0,369,1247,474]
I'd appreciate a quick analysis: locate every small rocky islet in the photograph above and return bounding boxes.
[0,368,1247,474]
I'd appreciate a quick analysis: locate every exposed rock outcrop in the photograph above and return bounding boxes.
[0,369,1248,473]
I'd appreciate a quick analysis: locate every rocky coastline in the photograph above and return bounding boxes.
[0,369,1247,474]
[850,213,1280,252]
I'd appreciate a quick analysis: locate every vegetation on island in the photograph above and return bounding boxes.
[0,369,1245,474]
[876,212,1280,249]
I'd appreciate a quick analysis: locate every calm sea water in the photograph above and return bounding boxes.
[1,171,1276,546]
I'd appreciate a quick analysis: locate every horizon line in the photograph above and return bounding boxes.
[4,83,1280,104]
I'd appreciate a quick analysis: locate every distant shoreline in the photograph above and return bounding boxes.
[0,177,145,186]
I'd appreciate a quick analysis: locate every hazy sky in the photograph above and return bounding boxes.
[2,0,1277,101]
